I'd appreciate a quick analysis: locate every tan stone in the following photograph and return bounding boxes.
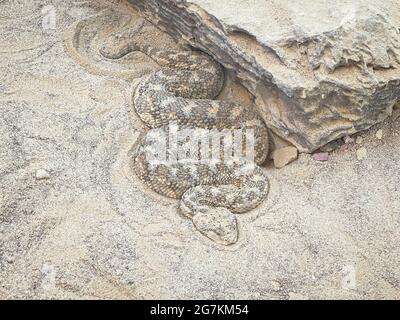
[272,146,298,169]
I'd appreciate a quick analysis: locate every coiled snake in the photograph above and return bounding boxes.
[100,21,270,245]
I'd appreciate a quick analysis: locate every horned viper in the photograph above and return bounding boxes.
[100,22,270,245]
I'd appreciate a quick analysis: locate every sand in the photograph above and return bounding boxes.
[0,0,399,299]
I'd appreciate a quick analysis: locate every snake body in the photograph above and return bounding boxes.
[101,23,270,244]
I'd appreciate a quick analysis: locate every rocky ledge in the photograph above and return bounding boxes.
[127,0,400,152]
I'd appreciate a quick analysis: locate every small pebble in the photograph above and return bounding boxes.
[376,129,383,140]
[35,169,50,180]
[343,135,354,144]
[269,280,281,291]
[272,146,298,169]
[356,136,363,144]
[312,152,329,161]
[356,147,367,160]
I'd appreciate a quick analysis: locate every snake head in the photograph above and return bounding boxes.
[183,205,238,245]
[99,19,146,59]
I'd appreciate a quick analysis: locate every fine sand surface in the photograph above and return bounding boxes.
[0,0,399,299]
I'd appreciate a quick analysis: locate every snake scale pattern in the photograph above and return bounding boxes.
[100,22,270,244]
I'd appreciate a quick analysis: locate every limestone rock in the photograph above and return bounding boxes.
[272,146,298,168]
[128,0,400,153]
